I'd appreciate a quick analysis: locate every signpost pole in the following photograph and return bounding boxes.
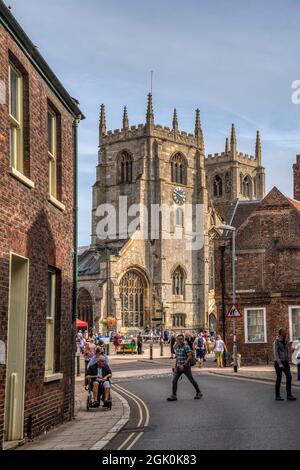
[232,229,238,373]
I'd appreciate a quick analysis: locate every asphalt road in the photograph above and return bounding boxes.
[108,374,300,450]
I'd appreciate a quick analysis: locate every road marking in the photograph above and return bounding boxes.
[114,383,150,426]
[126,431,145,450]
[112,383,150,450]
[113,384,144,427]
[117,432,136,451]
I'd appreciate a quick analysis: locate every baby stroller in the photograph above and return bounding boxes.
[86,378,112,411]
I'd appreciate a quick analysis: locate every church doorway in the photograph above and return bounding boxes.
[119,269,149,329]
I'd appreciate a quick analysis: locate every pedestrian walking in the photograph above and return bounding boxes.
[137,332,143,355]
[214,334,227,368]
[273,328,297,401]
[113,331,122,354]
[193,332,206,368]
[170,332,176,359]
[292,337,300,381]
[167,334,202,401]
[84,334,97,385]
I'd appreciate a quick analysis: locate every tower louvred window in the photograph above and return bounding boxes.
[243,176,252,198]
[213,175,223,197]
[119,151,133,183]
[171,153,187,184]
[172,266,185,296]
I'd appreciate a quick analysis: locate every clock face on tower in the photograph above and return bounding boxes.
[173,187,186,205]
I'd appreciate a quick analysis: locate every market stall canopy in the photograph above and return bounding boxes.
[76,319,88,328]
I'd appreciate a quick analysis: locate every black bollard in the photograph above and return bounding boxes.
[150,342,153,360]
[76,353,80,376]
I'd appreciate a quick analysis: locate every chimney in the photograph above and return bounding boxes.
[294,155,300,201]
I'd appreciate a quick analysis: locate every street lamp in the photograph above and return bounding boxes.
[217,224,238,373]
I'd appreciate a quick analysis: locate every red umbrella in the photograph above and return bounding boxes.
[76,318,88,328]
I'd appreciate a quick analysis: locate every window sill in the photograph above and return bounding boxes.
[245,341,267,345]
[48,195,65,211]
[44,372,63,383]
[9,167,35,189]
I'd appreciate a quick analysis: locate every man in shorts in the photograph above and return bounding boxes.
[194,332,206,367]
[86,356,112,407]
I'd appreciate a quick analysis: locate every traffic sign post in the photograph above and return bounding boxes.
[226,304,242,319]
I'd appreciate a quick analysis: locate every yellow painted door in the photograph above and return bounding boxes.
[4,254,29,442]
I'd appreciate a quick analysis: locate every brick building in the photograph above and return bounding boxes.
[214,160,300,364]
[0,2,83,448]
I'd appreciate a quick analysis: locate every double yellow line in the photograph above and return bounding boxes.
[113,383,150,451]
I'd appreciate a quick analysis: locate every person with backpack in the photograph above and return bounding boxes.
[167,334,202,401]
[194,332,206,368]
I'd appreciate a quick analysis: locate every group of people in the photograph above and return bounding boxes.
[82,335,112,409]
[76,330,107,355]
[169,330,227,368]
[167,328,300,403]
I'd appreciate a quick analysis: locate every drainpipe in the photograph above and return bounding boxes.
[72,118,79,324]
[220,245,226,342]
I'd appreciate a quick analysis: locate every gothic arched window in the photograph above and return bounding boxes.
[175,208,184,227]
[120,270,146,328]
[172,266,185,296]
[171,153,187,185]
[119,151,133,184]
[243,176,252,198]
[213,175,223,197]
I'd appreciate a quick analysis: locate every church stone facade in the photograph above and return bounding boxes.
[78,95,265,334]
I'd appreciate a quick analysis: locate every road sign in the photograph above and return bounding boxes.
[226,304,242,318]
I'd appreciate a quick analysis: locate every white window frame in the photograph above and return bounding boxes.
[48,108,57,199]
[288,306,300,341]
[45,270,56,376]
[244,307,267,344]
[9,63,23,173]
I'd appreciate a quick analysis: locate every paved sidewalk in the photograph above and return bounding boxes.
[207,365,300,388]
[20,376,130,450]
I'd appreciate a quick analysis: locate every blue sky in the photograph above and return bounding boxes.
[6,0,300,245]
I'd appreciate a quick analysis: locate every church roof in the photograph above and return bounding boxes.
[78,250,100,275]
[78,241,128,276]
[227,199,262,228]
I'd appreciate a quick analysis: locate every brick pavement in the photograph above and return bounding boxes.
[20,376,129,450]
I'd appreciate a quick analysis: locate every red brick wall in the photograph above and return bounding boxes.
[0,24,76,446]
[214,188,300,364]
[293,155,300,201]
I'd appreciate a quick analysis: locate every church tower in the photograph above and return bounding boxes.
[205,125,266,219]
[89,95,210,332]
